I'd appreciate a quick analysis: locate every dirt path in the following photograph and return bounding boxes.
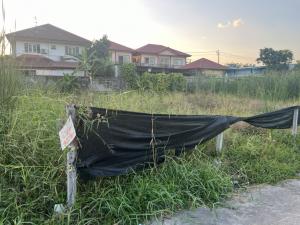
[151,179,300,225]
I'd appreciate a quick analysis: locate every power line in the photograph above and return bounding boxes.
[185,51,216,54]
[220,51,257,60]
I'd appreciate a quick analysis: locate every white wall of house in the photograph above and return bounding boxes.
[15,41,85,61]
[35,69,85,77]
[110,50,132,64]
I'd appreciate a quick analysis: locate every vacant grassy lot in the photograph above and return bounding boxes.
[0,87,299,225]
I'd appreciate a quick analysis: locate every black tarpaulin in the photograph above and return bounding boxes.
[75,106,299,178]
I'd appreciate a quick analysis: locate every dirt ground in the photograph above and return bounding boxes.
[151,179,300,225]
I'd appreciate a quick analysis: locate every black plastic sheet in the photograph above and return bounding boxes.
[75,106,299,178]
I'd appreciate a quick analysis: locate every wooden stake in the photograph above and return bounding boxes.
[66,105,77,208]
[216,132,224,153]
[292,108,299,136]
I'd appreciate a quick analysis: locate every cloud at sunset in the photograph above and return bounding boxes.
[233,18,244,27]
[217,18,244,29]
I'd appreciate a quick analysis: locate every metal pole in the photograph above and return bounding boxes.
[66,105,77,208]
[292,108,299,136]
[216,132,224,153]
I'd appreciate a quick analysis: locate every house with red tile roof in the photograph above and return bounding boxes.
[6,24,92,77]
[181,58,228,77]
[108,40,134,64]
[6,24,134,77]
[133,44,191,70]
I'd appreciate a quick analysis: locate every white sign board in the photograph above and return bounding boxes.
[59,116,76,150]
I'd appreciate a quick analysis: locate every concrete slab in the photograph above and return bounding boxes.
[151,179,300,225]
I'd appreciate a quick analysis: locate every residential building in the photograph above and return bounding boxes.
[6,23,92,77]
[133,44,191,72]
[181,58,228,77]
[109,41,134,64]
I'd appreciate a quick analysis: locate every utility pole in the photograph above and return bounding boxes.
[216,49,220,64]
[34,16,38,26]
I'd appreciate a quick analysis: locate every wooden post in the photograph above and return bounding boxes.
[292,108,299,136]
[66,105,77,208]
[216,132,224,153]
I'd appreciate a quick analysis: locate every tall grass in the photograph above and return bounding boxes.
[0,91,232,224]
[0,14,22,110]
[1,90,299,224]
[187,72,300,101]
[0,27,22,145]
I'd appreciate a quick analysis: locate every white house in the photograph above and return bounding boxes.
[133,44,191,69]
[6,24,92,77]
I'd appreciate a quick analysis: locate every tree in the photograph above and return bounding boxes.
[257,48,293,70]
[87,35,113,77]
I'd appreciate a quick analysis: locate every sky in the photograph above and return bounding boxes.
[1,0,300,64]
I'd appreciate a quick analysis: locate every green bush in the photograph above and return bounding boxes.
[138,72,187,92]
[120,63,138,89]
[59,74,81,93]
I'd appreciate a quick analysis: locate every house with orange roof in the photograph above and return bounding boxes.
[108,41,134,65]
[133,44,191,72]
[181,58,228,77]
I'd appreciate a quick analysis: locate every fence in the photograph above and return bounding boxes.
[58,105,299,211]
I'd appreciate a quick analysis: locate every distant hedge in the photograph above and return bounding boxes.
[138,72,187,92]
[120,64,187,92]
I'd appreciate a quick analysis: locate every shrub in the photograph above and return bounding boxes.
[138,72,187,92]
[59,74,81,93]
[120,63,138,89]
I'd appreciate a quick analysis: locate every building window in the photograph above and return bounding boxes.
[159,57,170,66]
[65,46,80,56]
[118,56,124,64]
[24,43,40,53]
[28,44,32,52]
[118,55,130,64]
[51,45,56,50]
[144,57,155,65]
[24,43,28,52]
[144,57,149,64]
[173,58,184,66]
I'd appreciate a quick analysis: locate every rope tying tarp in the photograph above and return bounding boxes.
[74,106,300,178]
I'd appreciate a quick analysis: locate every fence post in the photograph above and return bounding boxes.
[66,105,77,208]
[216,132,224,153]
[292,108,299,136]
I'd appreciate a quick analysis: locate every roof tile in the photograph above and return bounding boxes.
[6,24,91,46]
[109,41,134,52]
[135,44,191,57]
[181,58,228,70]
